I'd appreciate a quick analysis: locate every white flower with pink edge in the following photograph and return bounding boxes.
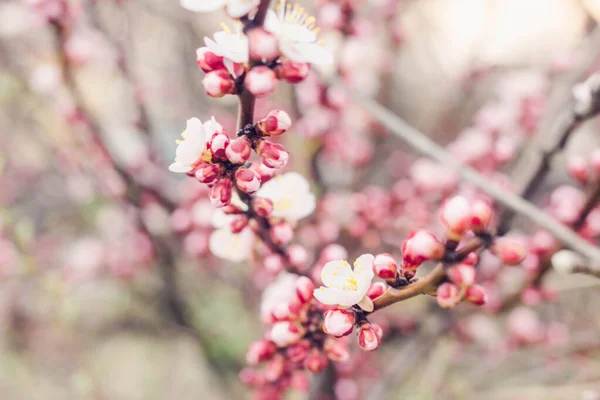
[255,172,316,221]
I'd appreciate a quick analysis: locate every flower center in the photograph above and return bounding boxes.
[343,275,358,291]
[276,0,319,35]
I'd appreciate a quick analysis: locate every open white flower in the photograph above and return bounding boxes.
[205,24,249,77]
[181,0,259,18]
[209,209,254,262]
[255,172,316,221]
[264,1,332,65]
[169,117,223,173]
[313,254,375,312]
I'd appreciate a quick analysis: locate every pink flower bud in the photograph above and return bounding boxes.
[257,141,290,168]
[366,282,387,300]
[373,253,398,280]
[471,200,493,232]
[276,61,311,83]
[436,282,462,308]
[590,148,600,175]
[323,309,356,338]
[209,179,232,208]
[244,66,278,98]
[324,338,350,362]
[288,244,309,269]
[196,47,225,72]
[263,254,284,273]
[440,196,472,238]
[239,368,265,386]
[401,230,444,273]
[489,237,527,265]
[202,69,235,98]
[320,244,348,262]
[264,354,285,382]
[246,340,276,365]
[208,133,230,160]
[465,284,487,306]
[258,110,292,136]
[270,321,305,347]
[304,349,329,373]
[270,221,294,246]
[357,323,382,351]
[226,136,252,164]
[286,340,310,363]
[235,168,261,194]
[248,28,279,62]
[194,163,221,184]
[447,263,476,287]
[295,275,314,303]
[255,162,277,182]
[252,197,273,217]
[567,154,590,184]
[230,215,249,233]
[170,208,192,232]
[462,252,479,266]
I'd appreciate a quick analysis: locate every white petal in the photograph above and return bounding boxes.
[354,254,375,280]
[180,0,224,13]
[281,24,316,43]
[225,0,259,18]
[175,135,206,165]
[202,116,222,136]
[209,228,254,262]
[186,117,206,140]
[223,59,237,77]
[292,42,333,65]
[169,162,192,173]
[314,287,355,307]
[321,260,353,288]
[264,10,281,34]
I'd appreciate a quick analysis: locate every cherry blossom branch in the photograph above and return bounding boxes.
[372,236,488,311]
[345,90,600,264]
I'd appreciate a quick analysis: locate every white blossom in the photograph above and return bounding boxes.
[205,24,249,77]
[169,117,219,173]
[264,1,332,65]
[180,0,259,18]
[313,254,375,312]
[209,208,254,262]
[255,172,316,221]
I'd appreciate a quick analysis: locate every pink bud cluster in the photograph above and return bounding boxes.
[181,112,291,209]
[243,274,350,396]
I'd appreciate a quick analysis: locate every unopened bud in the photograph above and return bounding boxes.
[357,323,382,351]
[209,179,232,208]
[447,263,476,287]
[270,321,305,347]
[226,136,251,164]
[286,340,310,363]
[288,245,309,269]
[401,230,444,274]
[194,163,221,184]
[270,221,294,246]
[257,141,290,169]
[208,133,230,160]
[465,284,487,306]
[252,197,273,217]
[567,155,590,185]
[295,275,314,303]
[246,340,276,365]
[366,282,387,300]
[264,355,285,382]
[436,282,461,308]
[471,200,493,232]
[490,237,527,265]
[248,28,279,62]
[196,47,225,72]
[230,215,249,233]
[276,61,311,83]
[244,66,278,98]
[323,309,356,338]
[235,168,261,194]
[373,253,398,281]
[440,196,472,238]
[323,338,350,362]
[304,349,329,373]
[202,69,235,98]
[257,110,292,136]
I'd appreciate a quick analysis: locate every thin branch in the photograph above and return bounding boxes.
[344,90,600,264]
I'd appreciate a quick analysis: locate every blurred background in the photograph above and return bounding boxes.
[2,0,600,399]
